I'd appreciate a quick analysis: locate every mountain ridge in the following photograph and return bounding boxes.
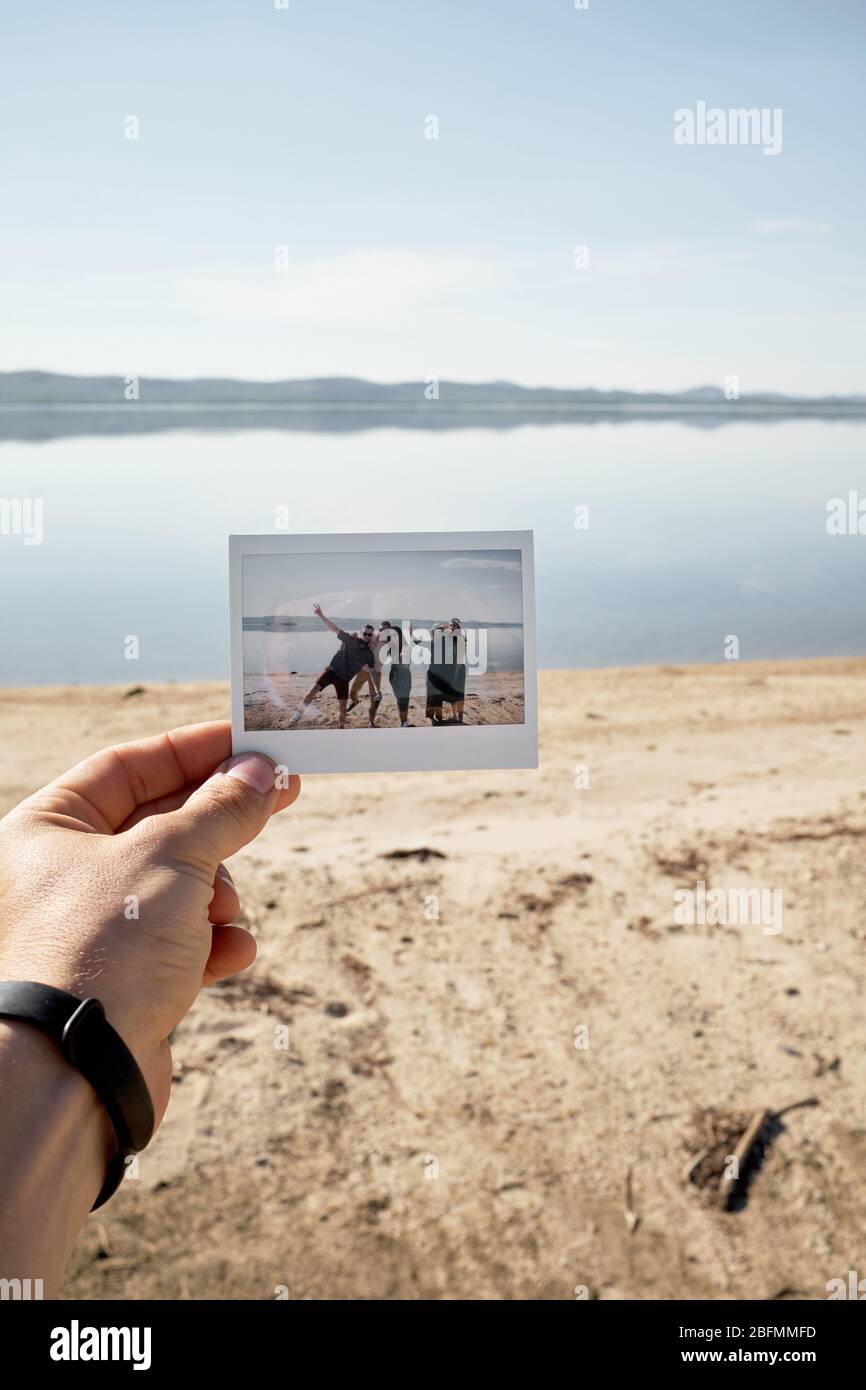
[1,370,863,407]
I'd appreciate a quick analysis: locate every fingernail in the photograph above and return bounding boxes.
[215,864,234,885]
[224,754,276,796]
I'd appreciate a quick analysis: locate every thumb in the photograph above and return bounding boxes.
[156,753,281,867]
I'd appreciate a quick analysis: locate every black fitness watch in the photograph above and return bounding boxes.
[0,980,155,1209]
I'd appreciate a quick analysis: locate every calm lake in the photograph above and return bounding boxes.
[1,417,865,684]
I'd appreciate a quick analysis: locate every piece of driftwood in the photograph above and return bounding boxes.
[686,1096,820,1206]
[718,1107,768,1208]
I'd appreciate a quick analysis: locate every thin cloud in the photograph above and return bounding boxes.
[173,251,508,326]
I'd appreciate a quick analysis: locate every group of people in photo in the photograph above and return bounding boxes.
[288,603,467,728]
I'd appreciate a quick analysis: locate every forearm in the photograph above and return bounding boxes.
[0,725,298,1299]
[317,612,340,634]
[0,1020,112,1295]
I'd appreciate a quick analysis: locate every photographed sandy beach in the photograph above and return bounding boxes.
[1,659,863,1301]
[244,670,526,730]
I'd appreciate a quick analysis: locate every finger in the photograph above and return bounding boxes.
[117,768,301,833]
[25,722,233,833]
[209,864,240,926]
[150,753,297,869]
[202,924,257,986]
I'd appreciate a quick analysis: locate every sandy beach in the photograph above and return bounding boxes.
[244,670,525,730]
[1,659,864,1301]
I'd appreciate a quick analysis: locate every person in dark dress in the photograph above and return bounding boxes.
[426,620,465,724]
[449,618,467,723]
[378,621,413,726]
[288,603,375,729]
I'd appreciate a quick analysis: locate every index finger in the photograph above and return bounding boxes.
[30,721,234,833]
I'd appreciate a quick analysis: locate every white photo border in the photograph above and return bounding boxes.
[229,530,538,774]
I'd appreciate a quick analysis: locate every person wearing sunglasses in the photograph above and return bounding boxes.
[288,604,375,729]
[347,625,385,723]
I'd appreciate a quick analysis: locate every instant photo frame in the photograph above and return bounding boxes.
[229,530,538,774]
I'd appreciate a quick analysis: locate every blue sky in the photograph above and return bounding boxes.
[1,0,863,390]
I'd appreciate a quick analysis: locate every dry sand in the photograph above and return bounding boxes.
[244,670,525,729]
[1,659,864,1301]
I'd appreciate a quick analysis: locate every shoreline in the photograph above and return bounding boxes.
[3,651,866,699]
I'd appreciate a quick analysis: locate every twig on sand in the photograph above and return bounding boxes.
[297,863,449,928]
[318,884,399,910]
[624,1165,639,1234]
[773,1094,819,1120]
[682,1147,709,1184]
[296,882,409,927]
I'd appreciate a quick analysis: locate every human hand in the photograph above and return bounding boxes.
[313,602,323,617]
[0,722,300,1128]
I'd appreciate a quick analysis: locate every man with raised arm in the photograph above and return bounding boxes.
[288,602,376,729]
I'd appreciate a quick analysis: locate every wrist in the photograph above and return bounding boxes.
[0,957,167,1101]
[0,970,169,1177]
[0,1018,115,1292]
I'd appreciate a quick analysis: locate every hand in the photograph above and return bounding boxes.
[313,602,323,617]
[0,722,300,1127]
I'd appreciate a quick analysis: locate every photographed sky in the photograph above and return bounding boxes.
[1,0,863,392]
[243,550,524,624]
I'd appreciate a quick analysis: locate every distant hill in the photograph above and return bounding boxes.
[1,370,864,407]
[0,371,863,441]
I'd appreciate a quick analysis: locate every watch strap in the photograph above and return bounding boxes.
[0,980,155,1209]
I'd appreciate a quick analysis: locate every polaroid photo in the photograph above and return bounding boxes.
[229,531,537,774]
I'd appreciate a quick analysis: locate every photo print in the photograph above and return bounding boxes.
[229,531,537,774]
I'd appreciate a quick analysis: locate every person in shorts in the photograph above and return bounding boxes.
[288,603,375,729]
[347,629,385,723]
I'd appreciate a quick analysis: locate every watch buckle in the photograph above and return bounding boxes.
[61,997,106,1066]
